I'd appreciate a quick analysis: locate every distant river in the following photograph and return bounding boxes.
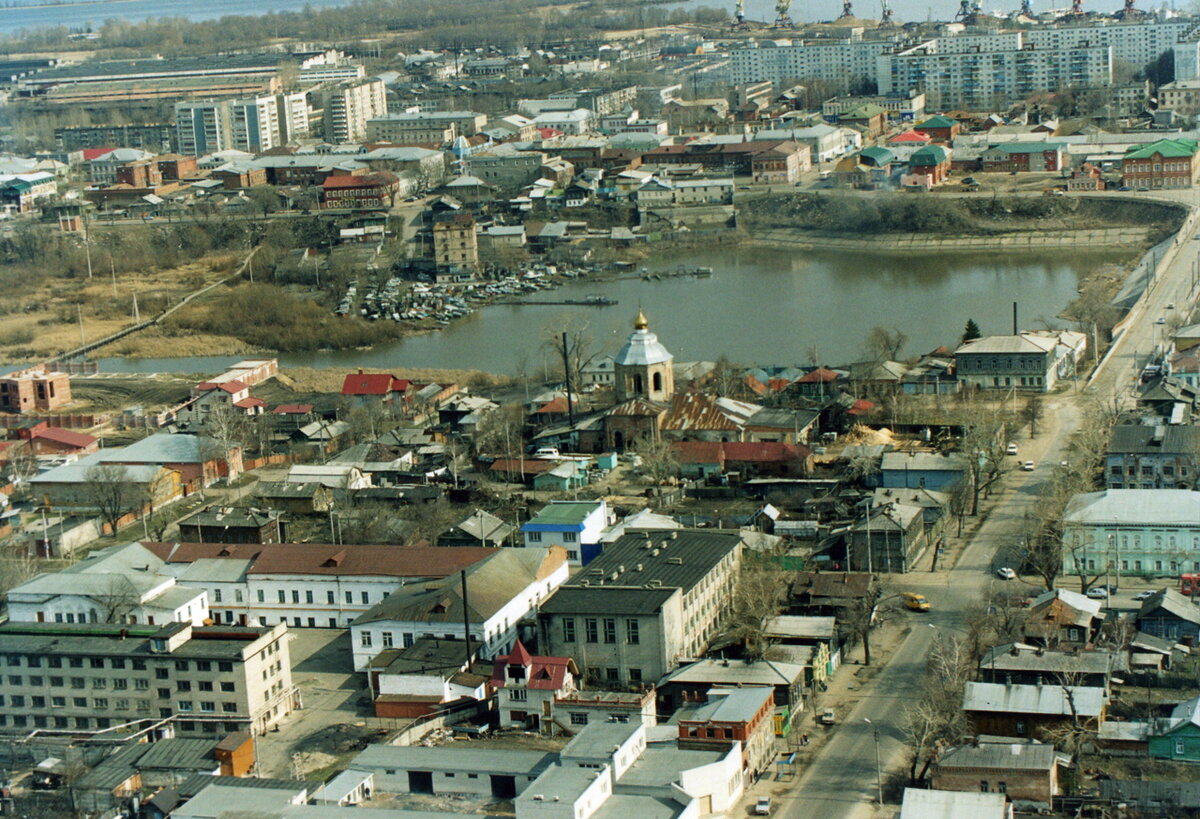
[0,0,360,35]
[90,246,1132,377]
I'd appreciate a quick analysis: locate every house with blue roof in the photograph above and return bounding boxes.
[522,500,611,566]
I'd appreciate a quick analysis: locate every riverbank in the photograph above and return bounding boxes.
[747,225,1157,254]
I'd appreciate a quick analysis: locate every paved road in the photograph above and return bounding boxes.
[777,196,1200,818]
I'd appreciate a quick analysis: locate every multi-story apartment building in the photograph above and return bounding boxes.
[729,35,905,91]
[878,42,1113,109]
[298,62,366,83]
[1021,20,1194,69]
[319,78,387,143]
[175,100,233,156]
[176,93,308,155]
[538,530,745,685]
[55,123,176,152]
[366,110,487,143]
[0,620,295,737]
[140,541,499,629]
[276,89,311,142]
[229,95,281,153]
[432,213,479,272]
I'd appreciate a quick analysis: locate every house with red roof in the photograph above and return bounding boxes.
[320,171,401,211]
[10,421,99,457]
[340,371,412,406]
[492,641,578,730]
[671,440,811,480]
[886,129,933,161]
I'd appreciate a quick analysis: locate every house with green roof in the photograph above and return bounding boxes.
[909,144,952,184]
[982,142,1066,172]
[522,499,612,566]
[914,115,961,142]
[839,103,888,138]
[860,146,896,167]
[1121,138,1200,189]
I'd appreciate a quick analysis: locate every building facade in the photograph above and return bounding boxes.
[0,621,296,737]
[320,78,387,143]
[1063,489,1200,579]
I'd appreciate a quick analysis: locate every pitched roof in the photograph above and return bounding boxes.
[1124,138,1199,159]
[888,129,931,144]
[340,373,409,395]
[671,441,725,465]
[962,681,1106,717]
[936,740,1058,772]
[140,542,495,578]
[916,115,959,129]
[31,427,96,448]
[910,144,950,164]
[1065,489,1200,526]
[491,640,575,690]
[1138,588,1200,626]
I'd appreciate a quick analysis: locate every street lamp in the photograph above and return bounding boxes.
[864,717,882,807]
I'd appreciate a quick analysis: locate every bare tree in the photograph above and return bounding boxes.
[0,548,38,610]
[864,325,908,363]
[634,433,678,485]
[842,583,894,666]
[84,464,141,534]
[542,313,595,393]
[94,575,140,624]
[1020,396,1044,439]
[902,634,972,783]
[472,402,525,459]
[728,555,790,660]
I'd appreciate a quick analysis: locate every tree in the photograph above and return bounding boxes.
[541,313,595,394]
[958,404,1008,514]
[843,583,893,666]
[84,464,141,534]
[0,548,38,610]
[634,433,678,485]
[728,555,790,660]
[961,318,981,345]
[864,325,908,363]
[1020,396,1044,439]
[94,575,140,623]
[902,634,972,783]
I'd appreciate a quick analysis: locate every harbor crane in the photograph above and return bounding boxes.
[774,0,795,27]
[735,0,746,24]
[880,0,895,25]
[839,0,855,17]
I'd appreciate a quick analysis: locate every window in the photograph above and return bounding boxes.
[509,689,527,701]
[177,701,193,712]
[70,677,85,689]
[175,661,189,672]
[278,590,286,603]
[291,590,300,604]
[220,682,235,693]
[403,633,414,648]
[345,591,353,604]
[980,781,989,793]
[360,632,373,648]
[1177,739,1186,755]
[629,668,643,683]
[603,618,616,644]
[49,677,63,687]
[51,696,65,708]
[257,590,265,603]
[528,532,542,542]
[196,661,210,672]
[198,681,213,692]
[327,591,335,604]
[382,632,394,648]
[570,713,589,726]
[361,592,369,605]
[585,618,598,643]
[214,589,222,603]
[563,532,577,543]
[74,696,87,707]
[113,679,127,690]
[155,668,169,680]
[605,668,619,682]
[109,659,123,670]
[28,676,41,687]
[93,698,107,709]
[7,675,20,686]
[200,701,216,713]
[136,679,149,690]
[626,619,639,645]
[305,590,314,604]
[218,662,233,673]
[223,702,238,713]
[562,618,576,643]
[177,681,192,692]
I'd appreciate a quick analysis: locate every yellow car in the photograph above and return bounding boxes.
[903,592,931,612]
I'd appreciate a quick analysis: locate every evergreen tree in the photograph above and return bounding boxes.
[961,318,981,344]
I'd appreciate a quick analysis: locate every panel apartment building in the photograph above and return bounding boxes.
[317,78,387,143]
[0,621,296,738]
[175,92,309,155]
[729,35,905,91]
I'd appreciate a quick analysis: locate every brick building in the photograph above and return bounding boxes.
[675,686,776,780]
[432,213,479,272]
[0,365,72,413]
[1121,138,1200,189]
[320,171,401,211]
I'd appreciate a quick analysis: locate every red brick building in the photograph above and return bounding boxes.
[677,686,776,779]
[1121,138,1200,189]
[914,115,961,143]
[115,160,163,188]
[0,365,72,413]
[321,171,402,211]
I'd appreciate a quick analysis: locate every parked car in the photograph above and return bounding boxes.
[1134,589,1157,601]
[1006,442,1019,455]
[903,592,931,611]
[1021,461,1035,471]
[1155,316,1166,325]
[1167,303,1176,309]
[819,708,836,725]
[1086,587,1109,599]
[996,567,1017,580]
[754,797,773,815]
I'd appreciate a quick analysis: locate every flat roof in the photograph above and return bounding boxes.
[618,744,727,789]
[561,722,642,760]
[350,744,555,776]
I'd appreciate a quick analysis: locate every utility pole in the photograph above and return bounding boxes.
[76,305,85,346]
[864,718,882,807]
[84,213,92,279]
[110,255,117,297]
[560,331,576,430]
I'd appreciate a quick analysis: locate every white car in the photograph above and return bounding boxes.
[754,797,772,815]
[996,567,1017,580]
[1021,461,1035,471]
[1086,587,1109,599]
[1006,443,1019,455]
[1155,316,1166,325]
[1134,589,1157,601]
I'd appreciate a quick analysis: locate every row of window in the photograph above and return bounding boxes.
[0,692,239,713]
[560,617,639,645]
[0,714,244,732]
[218,589,376,606]
[2,675,235,693]
[4,655,234,673]
[525,531,579,543]
[1076,558,1199,573]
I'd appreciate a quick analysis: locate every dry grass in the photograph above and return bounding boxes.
[280,366,514,394]
[0,257,236,364]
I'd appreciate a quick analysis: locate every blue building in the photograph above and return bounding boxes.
[522,500,611,567]
[879,451,968,491]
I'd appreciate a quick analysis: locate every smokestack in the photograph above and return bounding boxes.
[1012,302,1018,335]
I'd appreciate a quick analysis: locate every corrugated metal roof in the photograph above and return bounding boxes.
[962,681,1106,717]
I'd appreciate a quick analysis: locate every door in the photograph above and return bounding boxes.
[408,771,433,794]
[491,775,517,799]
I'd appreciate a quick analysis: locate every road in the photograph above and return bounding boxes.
[776,193,1200,818]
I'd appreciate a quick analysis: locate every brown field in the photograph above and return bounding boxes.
[280,366,515,394]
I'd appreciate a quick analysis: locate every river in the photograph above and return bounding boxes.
[0,0,1133,37]
[90,246,1132,377]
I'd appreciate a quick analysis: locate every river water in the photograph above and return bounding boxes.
[90,246,1131,377]
[0,0,1132,37]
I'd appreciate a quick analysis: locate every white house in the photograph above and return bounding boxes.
[8,542,209,626]
[491,640,578,730]
[533,108,593,135]
[350,546,569,670]
[522,500,613,566]
[141,541,500,629]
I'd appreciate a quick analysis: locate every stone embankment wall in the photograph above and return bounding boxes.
[747,226,1155,253]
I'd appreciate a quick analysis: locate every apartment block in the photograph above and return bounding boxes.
[176,93,303,155]
[433,213,479,272]
[319,78,387,143]
[0,620,295,737]
[729,36,903,91]
[55,123,176,152]
[366,110,487,143]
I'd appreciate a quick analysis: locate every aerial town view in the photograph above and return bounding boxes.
[3,0,1200,815]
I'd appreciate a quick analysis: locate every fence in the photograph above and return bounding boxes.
[385,699,489,747]
[0,412,106,429]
